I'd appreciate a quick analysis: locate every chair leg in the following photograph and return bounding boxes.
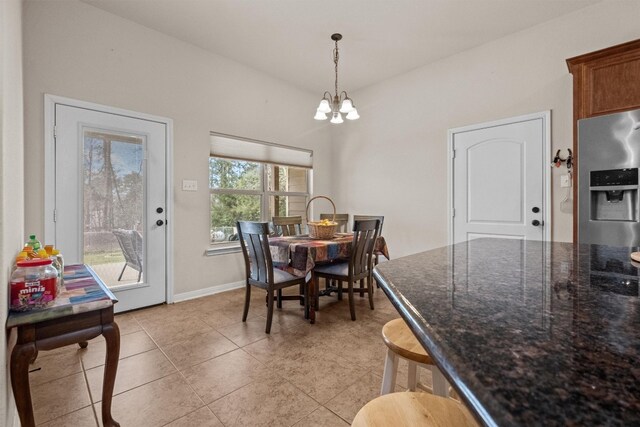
[266,289,274,334]
[407,361,418,391]
[314,276,320,311]
[367,275,375,310]
[277,289,283,309]
[242,284,251,322]
[348,281,356,321]
[360,279,365,297]
[380,348,399,395]
[431,366,450,397]
[117,264,126,281]
[299,283,304,305]
[337,281,343,301]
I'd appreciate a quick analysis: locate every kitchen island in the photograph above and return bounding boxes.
[373,238,640,426]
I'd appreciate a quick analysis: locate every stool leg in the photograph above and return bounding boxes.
[432,366,450,397]
[407,361,418,391]
[380,348,399,395]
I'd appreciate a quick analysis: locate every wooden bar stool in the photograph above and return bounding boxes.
[381,318,449,396]
[352,392,477,427]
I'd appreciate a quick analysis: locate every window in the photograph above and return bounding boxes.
[208,134,312,246]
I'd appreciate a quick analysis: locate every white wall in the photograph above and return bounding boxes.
[331,0,640,257]
[23,0,332,297]
[0,0,24,424]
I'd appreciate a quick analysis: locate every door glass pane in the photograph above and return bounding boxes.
[83,130,145,288]
[210,193,261,243]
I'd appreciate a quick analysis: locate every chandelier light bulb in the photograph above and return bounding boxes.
[314,110,328,120]
[346,108,360,120]
[330,112,344,124]
[317,99,332,114]
[339,98,354,113]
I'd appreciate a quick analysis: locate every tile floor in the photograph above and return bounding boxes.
[29,285,434,426]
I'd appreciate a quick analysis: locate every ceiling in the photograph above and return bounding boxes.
[81,0,599,94]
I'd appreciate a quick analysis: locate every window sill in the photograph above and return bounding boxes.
[205,244,242,257]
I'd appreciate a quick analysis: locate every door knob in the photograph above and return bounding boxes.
[156,207,164,214]
[532,207,540,213]
[531,219,541,227]
[156,220,164,226]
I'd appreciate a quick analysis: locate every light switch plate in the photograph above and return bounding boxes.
[560,174,571,188]
[182,180,198,191]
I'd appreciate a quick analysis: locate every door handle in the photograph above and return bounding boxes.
[156,219,164,226]
[531,219,543,227]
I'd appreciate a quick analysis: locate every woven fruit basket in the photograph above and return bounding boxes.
[306,195,338,239]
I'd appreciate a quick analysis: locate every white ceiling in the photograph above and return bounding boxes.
[81,0,599,94]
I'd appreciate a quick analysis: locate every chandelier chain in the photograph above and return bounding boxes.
[333,41,339,98]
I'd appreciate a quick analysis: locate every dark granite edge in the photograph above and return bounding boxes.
[373,265,497,427]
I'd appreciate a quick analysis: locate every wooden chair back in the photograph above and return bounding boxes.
[354,215,385,235]
[272,215,303,236]
[351,219,380,277]
[237,221,274,285]
[320,213,349,233]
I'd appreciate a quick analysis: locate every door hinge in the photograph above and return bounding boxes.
[53,126,57,139]
[451,149,456,159]
[452,208,456,217]
[53,209,57,222]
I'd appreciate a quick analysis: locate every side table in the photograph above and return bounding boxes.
[6,264,120,427]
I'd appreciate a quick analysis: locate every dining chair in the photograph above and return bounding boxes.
[312,219,380,321]
[320,213,349,233]
[237,221,310,333]
[354,215,385,290]
[272,215,303,236]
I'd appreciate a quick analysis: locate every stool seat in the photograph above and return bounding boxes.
[382,318,433,365]
[352,392,477,427]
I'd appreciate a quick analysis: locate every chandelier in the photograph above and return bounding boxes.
[314,33,359,123]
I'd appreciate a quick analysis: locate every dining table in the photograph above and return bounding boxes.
[373,237,640,426]
[269,232,390,323]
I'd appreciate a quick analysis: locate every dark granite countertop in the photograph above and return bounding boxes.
[373,238,640,427]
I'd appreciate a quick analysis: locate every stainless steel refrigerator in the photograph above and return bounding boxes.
[578,108,640,246]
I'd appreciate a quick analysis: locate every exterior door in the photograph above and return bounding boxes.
[452,116,546,243]
[53,104,167,312]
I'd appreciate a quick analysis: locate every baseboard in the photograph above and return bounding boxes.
[173,280,244,303]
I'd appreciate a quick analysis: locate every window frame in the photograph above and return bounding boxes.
[207,158,311,255]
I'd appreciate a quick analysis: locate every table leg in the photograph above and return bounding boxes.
[309,274,316,324]
[101,322,121,427]
[11,342,37,427]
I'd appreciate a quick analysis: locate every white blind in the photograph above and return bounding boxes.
[210,133,313,168]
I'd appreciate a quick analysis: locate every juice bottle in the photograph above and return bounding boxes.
[12,251,29,272]
[23,245,37,259]
[39,249,62,292]
[52,249,64,289]
[27,234,42,251]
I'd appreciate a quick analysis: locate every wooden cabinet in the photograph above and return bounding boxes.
[567,39,640,242]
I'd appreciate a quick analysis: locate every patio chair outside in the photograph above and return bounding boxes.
[112,229,143,282]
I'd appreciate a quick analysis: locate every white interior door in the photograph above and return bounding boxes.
[53,104,167,312]
[452,116,547,244]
